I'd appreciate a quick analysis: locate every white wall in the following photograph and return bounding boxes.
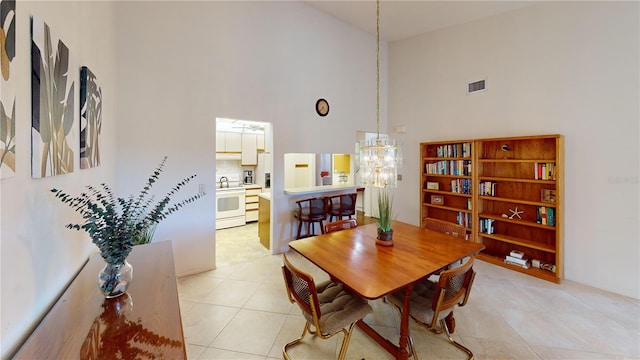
[388,2,639,298]
[0,1,119,357]
[115,1,386,264]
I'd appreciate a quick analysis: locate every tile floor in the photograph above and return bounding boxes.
[178,222,640,359]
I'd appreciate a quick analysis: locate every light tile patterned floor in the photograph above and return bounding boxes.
[178,223,640,359]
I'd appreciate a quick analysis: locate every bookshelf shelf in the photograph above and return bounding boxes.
[424,203,472,214]
[477,232,556,253]
[423,189,473,198]
[478,196,557,208]
[476,253,559,283]
[478,159,556,164]
[478,176,556,184]
[478,213,556,230]
[423,173,473,179]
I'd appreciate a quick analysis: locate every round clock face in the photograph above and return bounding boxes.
[316,98,329,117]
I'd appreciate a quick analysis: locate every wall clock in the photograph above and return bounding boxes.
[315,98,329,117]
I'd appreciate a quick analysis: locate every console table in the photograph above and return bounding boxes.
[14,241,187,359]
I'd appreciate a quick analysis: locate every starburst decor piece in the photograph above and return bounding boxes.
[508,207,524,220]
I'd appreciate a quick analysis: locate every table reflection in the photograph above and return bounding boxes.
[81,293,182,359]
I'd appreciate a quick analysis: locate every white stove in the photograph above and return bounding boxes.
[216,174,246,229]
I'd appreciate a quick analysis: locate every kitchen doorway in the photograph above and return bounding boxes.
[215,117,273,268]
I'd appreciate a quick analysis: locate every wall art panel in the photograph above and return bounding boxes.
[0,0,16,179]
[80,66,102,169]
[31,16,75,178]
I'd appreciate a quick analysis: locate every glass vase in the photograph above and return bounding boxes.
[98,260,133,298]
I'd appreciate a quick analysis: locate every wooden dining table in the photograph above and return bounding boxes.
[289,220,485,360]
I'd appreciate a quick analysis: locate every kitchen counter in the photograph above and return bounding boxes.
[283,184,361,195]
[259,195,270,250]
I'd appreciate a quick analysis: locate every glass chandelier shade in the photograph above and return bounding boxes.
[358,0,402,188]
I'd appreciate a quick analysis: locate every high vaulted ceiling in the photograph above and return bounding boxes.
[304,1,538,42]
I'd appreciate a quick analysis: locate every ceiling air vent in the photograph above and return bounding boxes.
[467,78,487,94]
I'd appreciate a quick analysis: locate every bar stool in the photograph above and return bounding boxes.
[326,193,357,222]
[294,197,328,239]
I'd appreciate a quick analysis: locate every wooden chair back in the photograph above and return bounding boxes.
[325,219,358,233]
[281,253,321,321]
[424,218,466,239]
[431,256,476,313]
[327,193,357,221]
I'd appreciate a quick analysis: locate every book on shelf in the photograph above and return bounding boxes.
[505,255,529,266]
[436,143,472,158]
[479,218,494,234]
[479,181,497,196]
[505,259,530,269]
[537,206,555,226]
[534,162,557,180]
[451,178,472,194]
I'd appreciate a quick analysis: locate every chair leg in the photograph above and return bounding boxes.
[296,219,303,239]
[440,317,473,360]
[283,321,312,360]
[336,324,354,360]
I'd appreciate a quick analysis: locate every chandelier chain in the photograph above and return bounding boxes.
[376,0,380,139]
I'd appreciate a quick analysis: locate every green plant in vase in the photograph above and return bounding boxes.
[376,187,394,245]
[51,156,204,297]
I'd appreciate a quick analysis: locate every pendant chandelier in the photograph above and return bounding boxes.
[359,0,402,188]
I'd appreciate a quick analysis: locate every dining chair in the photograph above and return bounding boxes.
[388,256,477,360]
[326,193,357,222]
[424,218,468,269]
[281,253,373,360]
[424,217,466,239]
[294,197,328,239]
[324,219,358,234]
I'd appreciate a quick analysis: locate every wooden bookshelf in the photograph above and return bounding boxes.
[475,135,563,283]
[420,140,476,241]
[420,135,563,283]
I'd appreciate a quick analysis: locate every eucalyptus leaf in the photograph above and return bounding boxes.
[51,157,205,265]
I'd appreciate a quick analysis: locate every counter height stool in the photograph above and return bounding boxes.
[294,197,328,239]
[326,193,357,222]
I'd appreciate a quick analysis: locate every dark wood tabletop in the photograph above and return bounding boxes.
[14,241,186,359]
[289,220,484,359]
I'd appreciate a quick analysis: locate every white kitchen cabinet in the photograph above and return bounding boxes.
[241,133,257,165]
[216,132,242,152]
[257,133,265,151]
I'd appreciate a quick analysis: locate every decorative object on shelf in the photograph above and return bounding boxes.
[51,156,205,298]
[376,187,394,246]
[426,181,439,190]
[359,0,402,188]
[507,207,523,219]
[430,195,444,205]
[532,259,556,273]
[315,98,329,116]
[541,189,556,203]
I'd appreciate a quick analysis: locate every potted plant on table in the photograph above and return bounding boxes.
[51,156,204,298]
[376,187,394,246]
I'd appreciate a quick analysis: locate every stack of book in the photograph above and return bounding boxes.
[504,250,530,269]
